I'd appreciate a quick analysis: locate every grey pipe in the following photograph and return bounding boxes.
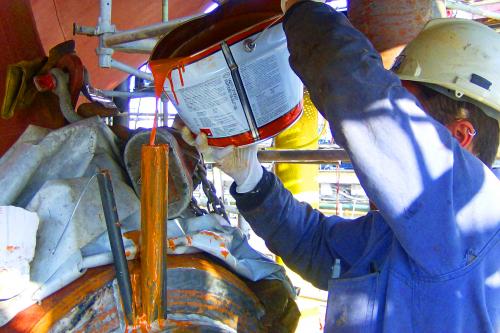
[97,170,134,324]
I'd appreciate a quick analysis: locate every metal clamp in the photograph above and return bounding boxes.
[221,41,260,141]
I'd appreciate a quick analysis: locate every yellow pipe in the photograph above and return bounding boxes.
[275,90,319,208]
[274,91,319,264]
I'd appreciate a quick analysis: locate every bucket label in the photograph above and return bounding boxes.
[171,70,250,138]
[240,53,292,127]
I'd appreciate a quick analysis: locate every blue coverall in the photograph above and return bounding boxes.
[230,3,500,332]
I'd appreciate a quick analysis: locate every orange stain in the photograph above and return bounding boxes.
[168,239,177,251]
[124,231,140,250]
[199,230,223,241]
[6,245,19,252]
[167,254,259,303]
[170,319,194,327]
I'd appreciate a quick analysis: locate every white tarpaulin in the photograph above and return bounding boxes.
[0,117,294,327]
[167,214,294,294]
[0,118,140,326]
[0,206,39,300]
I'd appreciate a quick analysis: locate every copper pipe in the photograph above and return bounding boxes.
[140,144,168,324]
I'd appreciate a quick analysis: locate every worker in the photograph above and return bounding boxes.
[181,0,500,331]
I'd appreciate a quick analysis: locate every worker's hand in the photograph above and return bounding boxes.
[181,127,263,193]
[281,0,326,13]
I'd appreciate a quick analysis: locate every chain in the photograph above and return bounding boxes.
[189,197,207,216]
[191,161,229,221]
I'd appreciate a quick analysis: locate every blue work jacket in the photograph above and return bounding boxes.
[231,3,500,332]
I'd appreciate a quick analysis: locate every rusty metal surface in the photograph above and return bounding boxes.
[48,282,121,333]
[5,253,298,332]
[165,254,265,333]
[0,0,65,156]
[2,254,278,333]
[4,265,116,332]
[348,0,438,68]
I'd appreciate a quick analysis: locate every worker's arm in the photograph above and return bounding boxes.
[231,168,384,290]
[283,2,500,275]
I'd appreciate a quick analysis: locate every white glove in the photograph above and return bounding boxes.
[281,0,326,13]
[181,127,263,193]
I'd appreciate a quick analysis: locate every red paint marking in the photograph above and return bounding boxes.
[204,103,303,147]
[200,128,213,137]
[257,102,303,140]
[206,130,254,147]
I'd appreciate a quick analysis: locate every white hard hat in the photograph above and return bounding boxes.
[393,18,500,121]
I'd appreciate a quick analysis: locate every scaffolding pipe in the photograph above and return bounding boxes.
[103,14,201,47]
[100,90,156,98]
[110,59,154,81]
[470,0,500,6]
[111,39,158,53]
[257,149,349,164]
[98,0,113,33]
[163,0,168,22]
[447,0,500,20]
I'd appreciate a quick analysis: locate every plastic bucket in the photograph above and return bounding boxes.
[150,1,303,147]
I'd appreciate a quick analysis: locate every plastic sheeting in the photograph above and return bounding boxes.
[0,117,294,327]
[0,118,140,326]
[167,214,295,296]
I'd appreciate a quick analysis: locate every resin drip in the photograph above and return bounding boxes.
[149,99,160,146]
[150,58,186,105]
